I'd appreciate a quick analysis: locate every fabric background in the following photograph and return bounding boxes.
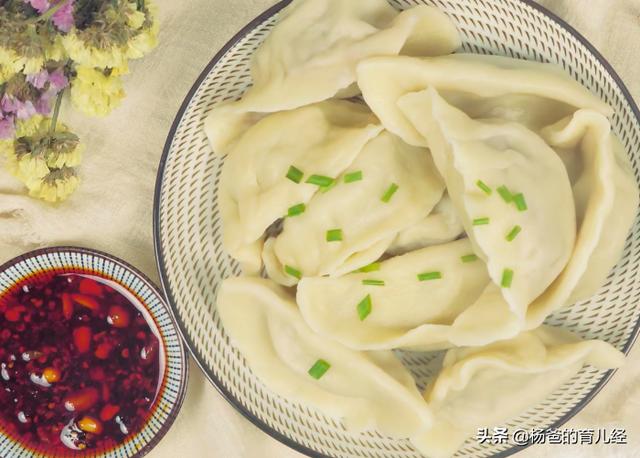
[0,0,638,457]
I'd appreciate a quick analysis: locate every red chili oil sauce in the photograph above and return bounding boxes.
[0,270,164,454]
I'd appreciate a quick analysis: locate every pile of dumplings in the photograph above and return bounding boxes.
[204,1,639,457]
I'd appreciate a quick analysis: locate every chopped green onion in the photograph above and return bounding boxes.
[506,225,522,242]
[417,271,442,281]
[306,175,335,187]
[476,180,492,195]
[326,229,343,242]
[287,203,306,217]
[362,279,385,286]
[381,183,399,203]
[357,294,372,321]
[501,268,514,288]
[514,193,528,211]
[461,254,478,263]
[357,262,381,273]
[473,217,490,226]
[344,171,363,183]
[497,185,513,203]
[308,359,331,379]
[286,166,304,184]
[284,265,302,279]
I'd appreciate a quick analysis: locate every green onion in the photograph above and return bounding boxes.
[362,279,385,286]
[326,229,343,242]
[476,180,492,195]
[472,217,490,226]
[514,193,528,211]
[344,171,363,183]
[308,359,331,379]
[461,254,478,263]
[501,268,514,288]
[357,294,372,321]
[284,265,302,279]
[320,179,338,194]
[497,185,513,203]
[506,225,522,242]
[381,183,399,203]
[306,175,335,187]
[417,271,442,281]
[287,203,306,217]
[357,262,381,273]
[286,166,304,184]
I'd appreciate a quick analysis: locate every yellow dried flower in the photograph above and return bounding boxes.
[0,47,24,74]
[46,140,84,169]
[45,36,68,62]
[62,31,127,69]
[70,66,125,117]
[15,115,45,138]
[110,62,130,77]
[0,62,15,85]
[29,167,80,203]
[127,2,159,59]
[126,2,146,30]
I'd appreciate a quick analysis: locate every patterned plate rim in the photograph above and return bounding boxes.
[0,245,190,458]
[152,1,640,457]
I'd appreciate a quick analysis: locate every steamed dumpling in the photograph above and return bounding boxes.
[205,0,461,155]
[356,54,612,147]
[219,100,382,273]
[263,131,445,285]
[217,276,434,439]
[413,326,625,458]
[297,238,490,351]
[525,109,639,326]
[386,193,464,256]
[399,88,576,318]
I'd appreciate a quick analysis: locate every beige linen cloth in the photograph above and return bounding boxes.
[0,0,638,457]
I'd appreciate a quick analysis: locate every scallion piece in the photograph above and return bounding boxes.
[306,175,335,187]
[506,225,522,242]
[417,271,442,281]
[326,229,343,242]
[287,203,306,217]
[286,166,304,184]
[461,254,478,263]
[357,262,381,273]
[514,193,528,211]
[501,268,514,288]
[308,359,331,379]
[381,183,399,203]
[362,279,385,286]
[476,180,492,195]
[497,185,513,203]
[473,217,490,226]
[284,265,302,279]
[357,294,372,321]
[344,171,363,183]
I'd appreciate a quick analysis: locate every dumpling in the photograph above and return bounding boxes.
[297,238,490,351]
[263,131,445,285]
[525,109,639,326]
[204,0,461,155]
[356,54,612,147]
[399,88,576,318]
[386,193,464,256]
[219,100,382,274]
[413,326,625,458]
[217,276,434,439]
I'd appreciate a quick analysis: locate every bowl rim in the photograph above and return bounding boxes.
[0,245,190,458]
[152,1,640,457]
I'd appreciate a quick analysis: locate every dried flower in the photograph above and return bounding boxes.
[30,166,80,203]
[0,113,15,139]
[70,65,124,117]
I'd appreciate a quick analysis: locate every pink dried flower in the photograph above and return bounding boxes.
[49,68,69,91]
[26,70,50,90]
[0,114,14,140]
[16,100,37,120]
[35,95,52,115]
[1,94,20,114]
[52,0,75,33]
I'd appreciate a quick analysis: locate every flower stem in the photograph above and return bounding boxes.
[50,90,64,135]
